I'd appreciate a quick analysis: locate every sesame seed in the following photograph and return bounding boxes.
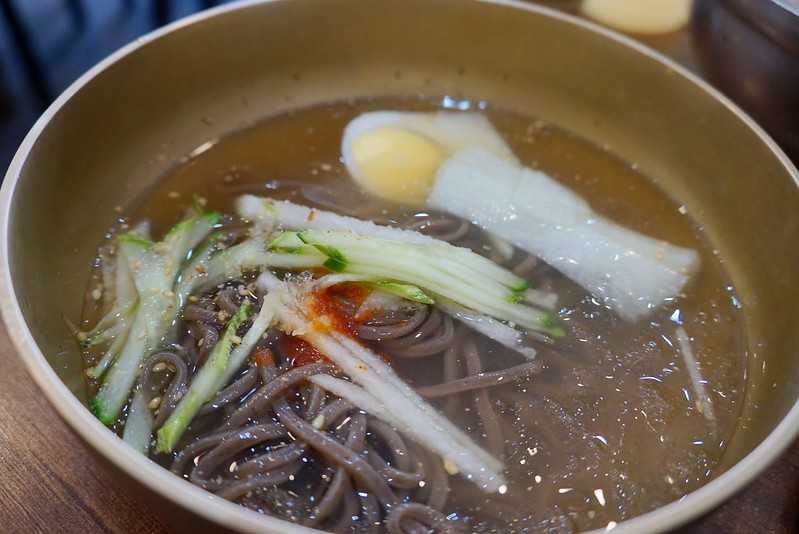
[442,458,459,475]
[148,397,161,410]
[152,362,167,372]
[188,295,199,303]
[163,290,175,298]
[311,415,325,429]
[166,365,176,373]
[198,338,205,347]
[76,332,88,342]
[167,191,181,199]
[84,368,94,377]
[91,288,103,301]
[113,205,123,213]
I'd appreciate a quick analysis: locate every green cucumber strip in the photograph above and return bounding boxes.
[91,309,152,424]
[86,320,134,380]
[297,232,348,272]
[156,301,252,453]
[216,294,278,389]
[315,273,434,306]
[174,231,226,307]
[287,231,560,334]
[265,229,564,336]
[161,211,221,281]
[366,281,434,305]
[269,231,304,250]
[122,386,155,455]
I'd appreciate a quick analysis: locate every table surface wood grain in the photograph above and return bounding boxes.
[2,2,799,533]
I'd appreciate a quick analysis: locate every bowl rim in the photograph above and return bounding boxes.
[2,0,799,532]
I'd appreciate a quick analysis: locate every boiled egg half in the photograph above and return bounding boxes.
[341,111,515,205]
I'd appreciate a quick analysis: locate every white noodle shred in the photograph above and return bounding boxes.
[436,298,536,360]
[485,231,515,262]
[525,288,558,311]
[675,326,716,427]
[354,288,421,321]
[270,280,506,492]
[236,195,436,245]
[255,270,282,293]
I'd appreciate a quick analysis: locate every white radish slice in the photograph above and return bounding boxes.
[272,282,506,492]
[236,195,436,245]
[429,148,699,322]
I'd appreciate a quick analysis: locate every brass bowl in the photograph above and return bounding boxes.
[1,1,798,532]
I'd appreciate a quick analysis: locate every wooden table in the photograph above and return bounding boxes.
[0,326,168,533]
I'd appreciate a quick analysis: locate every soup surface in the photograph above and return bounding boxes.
[81,98,747,533]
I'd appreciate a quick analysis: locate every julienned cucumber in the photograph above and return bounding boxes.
[156,301,252,453]
[90,212,218,425]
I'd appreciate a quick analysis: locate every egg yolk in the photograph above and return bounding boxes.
[581,0,691,35]
[350,127,446,206]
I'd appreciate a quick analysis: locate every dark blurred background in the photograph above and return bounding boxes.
[0,0,797,175]
[0,0,233,171]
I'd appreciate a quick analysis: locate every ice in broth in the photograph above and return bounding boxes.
[80,98,747,533]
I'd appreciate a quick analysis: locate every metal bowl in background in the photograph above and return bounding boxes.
[1,1,799,532]
[725,0,799,54]
[693,0,799,163]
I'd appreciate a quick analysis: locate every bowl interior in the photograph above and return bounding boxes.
[4,0,799,531]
